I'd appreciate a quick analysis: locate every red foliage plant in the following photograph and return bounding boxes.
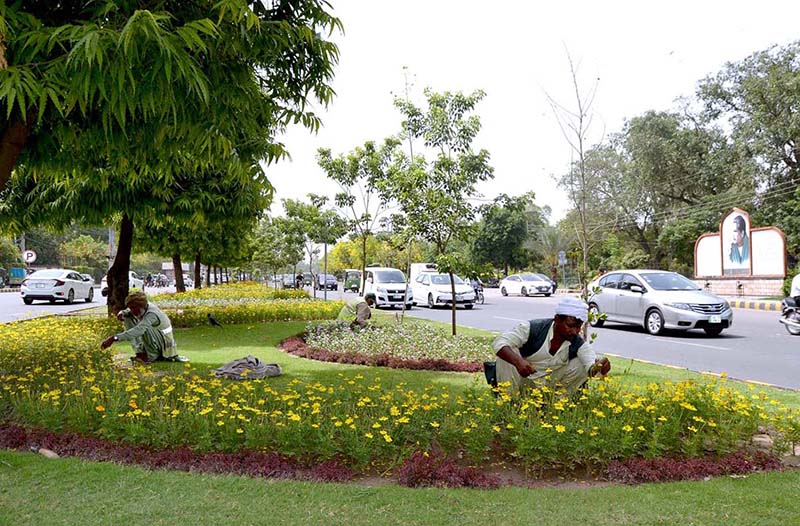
[0,423,356,483]
[395,448,502,489]
[605,449,782,484]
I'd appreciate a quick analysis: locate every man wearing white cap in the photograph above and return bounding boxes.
[491,296,610,395]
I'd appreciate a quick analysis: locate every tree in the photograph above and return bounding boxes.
[59,234,106,270]
[1,2,341,313]
[252,217,304,281]
[471,194,530,275]
[699,42,800,256]
[386,89,494,335]
[317,138,400,292]
[550,51,604,292]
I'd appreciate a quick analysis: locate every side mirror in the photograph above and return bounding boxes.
[630,285,645,294]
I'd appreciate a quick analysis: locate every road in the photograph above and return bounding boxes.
[2,285,798,389]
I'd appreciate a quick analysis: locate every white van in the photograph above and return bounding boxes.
[361,267,413,309]
[409,262,438,285]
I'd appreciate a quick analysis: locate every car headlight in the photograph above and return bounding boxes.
[666,302,692,311]
[722,299,730,310]
[377,287,387,294]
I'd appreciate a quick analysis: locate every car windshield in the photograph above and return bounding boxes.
[31,270,64,279]
[639,272,700,291]
[520,274,543,281]
[375,270,406,283]
[430,274,464,285]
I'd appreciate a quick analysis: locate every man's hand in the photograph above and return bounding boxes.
[100,336,116,350]
[591,357,611,377]
[515,360,536,378]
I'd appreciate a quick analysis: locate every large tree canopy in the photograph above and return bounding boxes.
[0,0,341,312]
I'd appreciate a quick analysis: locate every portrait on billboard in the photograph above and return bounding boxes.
[722,210,750,276]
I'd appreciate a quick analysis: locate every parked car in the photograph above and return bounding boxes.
[587,269,733,337]
[21,268,94,304]
[361,267,413,309]
[303,272,313,286]
[80,273,95,286]
[101,271,144,297]
[532,273,557,292]
[281,274,297,289]
[412,272,475,309]
[315,273,338,291]
[499,273,553,297]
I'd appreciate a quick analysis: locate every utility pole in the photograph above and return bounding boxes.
[400,66,415,323]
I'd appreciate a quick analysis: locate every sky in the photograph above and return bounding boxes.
[265,0,800,221]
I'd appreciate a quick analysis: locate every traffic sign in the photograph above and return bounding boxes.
[22,250,37,263]
[557,250,567,266]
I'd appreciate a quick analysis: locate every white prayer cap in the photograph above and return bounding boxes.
[554,297,589,322]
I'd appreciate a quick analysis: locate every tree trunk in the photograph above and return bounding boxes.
[361,234,368,294]
[449,270,457,336]
[0,113,35,194]
[205,263,211,287]
[107,214,133,316]
[173,254,185,293]
[194,252,202,289]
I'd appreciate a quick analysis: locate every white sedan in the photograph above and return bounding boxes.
[412,272,475,309]
[21,268,95,305]
[500,273,554,297]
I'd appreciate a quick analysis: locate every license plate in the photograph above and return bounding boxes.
[35,283,45,289]
[709,315,722,324]
[391,295,402,300]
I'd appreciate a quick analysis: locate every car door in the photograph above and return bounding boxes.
[507,275,520,295]
[615,273,647,322]
[594,273,622,320]
[68,272,87,298]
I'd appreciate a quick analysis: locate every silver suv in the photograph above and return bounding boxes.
[587,270,733,337]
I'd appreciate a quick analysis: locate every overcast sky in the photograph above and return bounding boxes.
[265,0,800,221]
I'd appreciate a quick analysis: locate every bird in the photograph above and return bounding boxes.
[207,313,223,328]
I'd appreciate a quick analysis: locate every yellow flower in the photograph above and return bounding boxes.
[555,425,566,433]
[236,428,244,434]
[622,425,633,432]
[95,405,105,412]
[364,432,374,439]
[430,421,440,428]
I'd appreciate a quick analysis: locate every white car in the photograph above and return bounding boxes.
[21,268,95,305]
[101,271,144,297]
[361,267,413,309]
[499,273,554,297]
[412,272,475,309]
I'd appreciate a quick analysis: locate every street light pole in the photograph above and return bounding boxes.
[323,219,329,301]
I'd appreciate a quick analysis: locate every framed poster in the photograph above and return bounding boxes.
[721,209,751,276]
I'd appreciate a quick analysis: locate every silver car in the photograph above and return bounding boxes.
[587,270,732,337]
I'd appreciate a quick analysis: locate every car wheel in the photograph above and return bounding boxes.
[465,304,473,310]
[85,288,94,303]
[703,327,724,337]
[23,298,33,305]
[501,287,508,297]
[589,303,604,327]
[427,293,435,309]
[49,299,56,304]
[405,303,413,310]
[645,309,664,335]
[65,289,75,304]
[544,293,551,297]
[521,287,528,297]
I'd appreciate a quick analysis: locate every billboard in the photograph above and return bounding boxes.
[694,208,785,279]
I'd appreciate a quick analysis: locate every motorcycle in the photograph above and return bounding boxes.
[778,297,800,335]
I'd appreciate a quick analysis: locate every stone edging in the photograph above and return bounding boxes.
[729,299,782,311]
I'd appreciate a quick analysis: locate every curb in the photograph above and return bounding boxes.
[728,299,782,311]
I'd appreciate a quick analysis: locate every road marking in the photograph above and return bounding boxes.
[494,316,527,322]
[644,337,730,351]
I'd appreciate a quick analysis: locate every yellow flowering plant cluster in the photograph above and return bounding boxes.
[151,282,309,303]
[2,316,798,471]
[165,299,343,328]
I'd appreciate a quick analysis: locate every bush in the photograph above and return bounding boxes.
[152,283,309,302]
[166,299,342,328]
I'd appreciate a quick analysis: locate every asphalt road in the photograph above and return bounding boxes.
[2,285,798,390]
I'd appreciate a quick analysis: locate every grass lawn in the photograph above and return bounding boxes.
[2,450,799,526]
[4,316,799,524]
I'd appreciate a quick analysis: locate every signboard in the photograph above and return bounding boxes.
[694,208,785,278]
[557,251,567,266]
[22,250,37,264]
[9,267,26,286]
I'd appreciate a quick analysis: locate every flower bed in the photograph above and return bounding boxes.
[152,282,309,302]
[167,299,343,328]
[1,316,798,485]
[304,320,494,365]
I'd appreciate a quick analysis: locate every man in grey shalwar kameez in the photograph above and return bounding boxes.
[101,291,178,363]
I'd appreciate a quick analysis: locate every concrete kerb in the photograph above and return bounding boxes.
[725,297,782,311]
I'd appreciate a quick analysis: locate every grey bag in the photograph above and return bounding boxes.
[213,355,282,380]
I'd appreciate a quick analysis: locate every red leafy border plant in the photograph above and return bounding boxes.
[280,335,483,373]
